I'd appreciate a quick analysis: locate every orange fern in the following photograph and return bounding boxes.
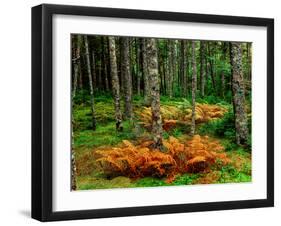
[94,135,230,181]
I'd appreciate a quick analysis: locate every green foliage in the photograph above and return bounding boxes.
[73,89,90,105]
[135,177,168,187]
[199,111,236,142]
[218,164,251,183]
[74,121,136,150]
[172,174,199,185]
[135,174,200,187]
[163,127,187,139]
[177,98,191,110]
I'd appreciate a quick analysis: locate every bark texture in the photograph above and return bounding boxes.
[91,50,96,91]
[146,38,163,150]
[72,35,80,98]
[121,37,133,119]
[103,37,109,91]
[191,41,197,135]
[71,34,80,190]
[136,39,141,95]
[200,41,206,97]
[167,40,173,98]
[142,38,151,106]
[84,35,97,131]
[230,42,249,145]
[108,37,123,131]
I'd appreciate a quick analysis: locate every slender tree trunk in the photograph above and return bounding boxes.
[207,42,216,90]
[186,41,190,96]
[72,35,80,98]
[200,41,206,97]
[116,38,123,94]
[91,50,96,91]
[146,38,163,150]
[78,35,83,90]
[159,52,165,94]
[142,38,151,105]
[103,37,109,91]
[109,37,123,131]
[221,42,227,98]
[136,39,141,95]
[84,35,97,131]
[172,40,177,96]
[167,40,173,98]
[71,35,80,191]
[97,59,102,91]
[230,42,249,145]
[121,37,133,119]
[180,40,188,97]
[191,41,197,135]
[221,71,225,98]
[78,65,83,89]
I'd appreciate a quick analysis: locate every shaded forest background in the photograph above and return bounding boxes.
[71,35,252,190]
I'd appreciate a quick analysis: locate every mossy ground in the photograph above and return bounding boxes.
[73,94,251,190]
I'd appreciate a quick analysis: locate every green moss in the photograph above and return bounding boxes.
[77,176,133,190]
[74,121,136,152]
[172,174,200,185]
[217,165,251,183]
[135,177,168,187]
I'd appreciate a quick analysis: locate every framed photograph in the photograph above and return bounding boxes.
[32,4,274,221]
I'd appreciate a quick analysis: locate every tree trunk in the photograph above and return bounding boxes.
[84,35,97,131]
[200,41,206,97]
[98,60,102,91]
[91,50,96,91]
[230,42,249,145]
[103,37,109,91]
[142,38,151,105]
[77,35,83,90]
[72,35,80,98]
[136,39,141,95]
[71,35,80,191]
[191,41,197,135]
[121,37,133,119]
[108,37,123,131]
[146,38,163,150]
[207,42,216,90]
[221,42,227,98]
[172,40,177,96]
[167,40,173,98]
[180,40,188,97]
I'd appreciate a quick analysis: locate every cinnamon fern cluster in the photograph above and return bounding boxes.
[137,104,227,130]
[94,135,230,182]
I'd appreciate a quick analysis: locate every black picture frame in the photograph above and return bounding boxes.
[32,3,274,222]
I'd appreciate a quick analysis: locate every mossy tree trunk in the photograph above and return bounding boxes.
[109,37,123,131]
[230,42,249,145]
[146,38,163,150]
[121,37,133,119]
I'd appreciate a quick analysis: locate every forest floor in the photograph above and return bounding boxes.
[73,94,251,190]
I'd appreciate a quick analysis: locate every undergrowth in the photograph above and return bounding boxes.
[73,94,252,190]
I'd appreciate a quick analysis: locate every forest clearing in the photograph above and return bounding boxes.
[71,35,252,190]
